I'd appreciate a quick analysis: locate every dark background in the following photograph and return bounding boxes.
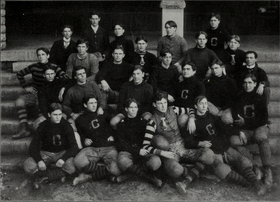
[5,1,280,36]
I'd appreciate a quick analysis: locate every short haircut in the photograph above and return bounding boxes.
[209,13,221,21]
[113,22,125,30]
[195,31,208,39]
[125,98,138,108]
[182,62,197,71]
[61,24,73,32]
[160,48,173,57]
[194,95,207,105]
[76,39,89,48]
[89,11,100,18]
[113,45,124,53]
[246,51,258,59]
[153,90,168,103]
[244,73,257,83]
[36,47,50,56]
[165,20,177,28]
[73,65,86,76]
[43,63,57,73]
[211,59,224,68]
[135,35,148,44]
[133,65,144,72]
[82,95,98,105]
[48,103,62,113]
[228,35,241,43]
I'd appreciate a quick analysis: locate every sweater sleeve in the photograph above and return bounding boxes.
[66,54,75,79]
[87,54,99,81]
[91,81,106,109]
[37,88,48,118]
[181,128,199,149]
[29,124,44,163]
[16,65,32,88]
[62,90,73,117]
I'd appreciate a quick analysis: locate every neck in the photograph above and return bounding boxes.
[196,45,205,49]
[161,62,170,69]
[77,81,86,85]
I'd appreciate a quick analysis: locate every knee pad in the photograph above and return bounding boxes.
[177,114,188,128]
[221,110,233,125]
[152,135,169,150]
[15,98,26,108]
[164,159,183,178]
[230,135,242,146]
[214,162,231,179]
[199,148,215,165]
[239,156,253,171]
[146,155,161,171]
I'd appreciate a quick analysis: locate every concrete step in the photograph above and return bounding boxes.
[1,119,35,135]
[258,62,280,74]
[247,135,280,156]
[0,71,31,86]
[1,86,26,101]
[1,155,29,171]
[268,101,280,118]
[1,135,31,155]
[1,101,39,119]
[267,74,280,87]
[12,61,34,72]
[270,87,280,101]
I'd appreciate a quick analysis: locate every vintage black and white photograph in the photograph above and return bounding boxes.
[0,0,279,201]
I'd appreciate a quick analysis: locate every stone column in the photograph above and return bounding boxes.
[1,0,6,50]
[160,0,186,37]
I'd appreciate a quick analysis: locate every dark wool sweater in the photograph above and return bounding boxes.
[83,25,110,54]
[118,80,153,114]
[106,35,134,63]
[17,62,66,90]
[182,112,239,154]
[49,39,77,71]
[174,76,205,108]
[75,110,115,148]
[204,74,237,110]
[232,89,268,130]
[29,118,78,163]
[96,61,134,91]
[150,63,180,97]
[219,48,246,80]
[182,47,220,81]
[116,116,148,158]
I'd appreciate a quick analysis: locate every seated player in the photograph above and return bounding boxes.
[204,60,237,124]
[141,91,216,194]
[23,103,79,189]
[72,95,122,186]
[183,95,268,195]
[115,98,162,187]
[231,74,273,192]
[13,47,66,140]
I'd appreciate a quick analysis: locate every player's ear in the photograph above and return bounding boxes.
[48,113,51,117]
[84,103,87,108]
[152,103,156,108]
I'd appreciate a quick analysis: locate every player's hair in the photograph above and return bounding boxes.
[113,22,125,30]
[165,20,177,28]
[195,31,208,39]
[76,39,89,48]
[135,35,148,44]
[73,65,86,76]
[89,11,101,18]
[160,48,173,57]
[61,24,73,32]
[228,35,241,43]
[48,103,62,113]
[209,12,221,21]
[194,95,207,105]
[82,95,98,105]
[211,59,224,68]
[113,45,124,53]
[133,65,144,72]
[153,90,168,103]
[36,47,50,56]
[125,98,139,108]
[43,63,57,73]
[246,51,258,59]
[182,62,197,71]
[244,73,257,83]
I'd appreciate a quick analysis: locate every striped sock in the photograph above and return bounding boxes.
[91,164,110,180]
[185,162,204,182]
[127,164,144,176]
[18,108,28,123]
[226,170,248,185]
[242,167,259,185]
[47,168,66,181]
[259,140,272,166]
[82,161,98,174]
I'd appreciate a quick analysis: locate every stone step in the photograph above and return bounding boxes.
[270,87,280,101]
[12,61,34,72]
[1,101,39,119]
[1,134,31,155]
[258,62,280,74]
[268,101,280,118]
[0,71,32,86]
[247,135,280,156]
[1,86,26,101]
[267,74,280,87]
[1,119,35,135]
[1,155,29,171]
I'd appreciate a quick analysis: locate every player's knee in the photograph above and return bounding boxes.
[178,114,188,128]
[63,157,76,174]
[117,152,133,172]
[199,148,215,165]
[221,110,233,125]
[142,112,152,121]
[146,155,161,171]
[230,135,243,146]
[15,98,25,108]
[151,135,169,150]
[214,162,231,179]
[239,156,253,170]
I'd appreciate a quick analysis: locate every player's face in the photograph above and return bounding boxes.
[114,25,125,37]
[44,69,56,82]
[162,53,172,66]
[246,53,257,66]
[75,69,87,84]
[211,64,223,77]
[136,40,147,52]
[210,17,220,29]
[243,77,257,92]
[195,98,208,115]
[112,49,125,63]
[133,69,144,85]
[37,50,49,64]
[77,43,88,55]
[228,39,240,51]
[62,27,73,39]
[49,109,63,124]
[196,34,207,48]
[126,102,139,118]
[85,98,98,112]
[154,98,168,113]
[89,15,100,27]
[182,65,195,78]
[165,24,176,36]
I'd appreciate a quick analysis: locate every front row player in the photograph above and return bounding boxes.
[183,95,268,195]
[23,103,79,189]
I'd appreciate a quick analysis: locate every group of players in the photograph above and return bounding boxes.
[13,11,273,195]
